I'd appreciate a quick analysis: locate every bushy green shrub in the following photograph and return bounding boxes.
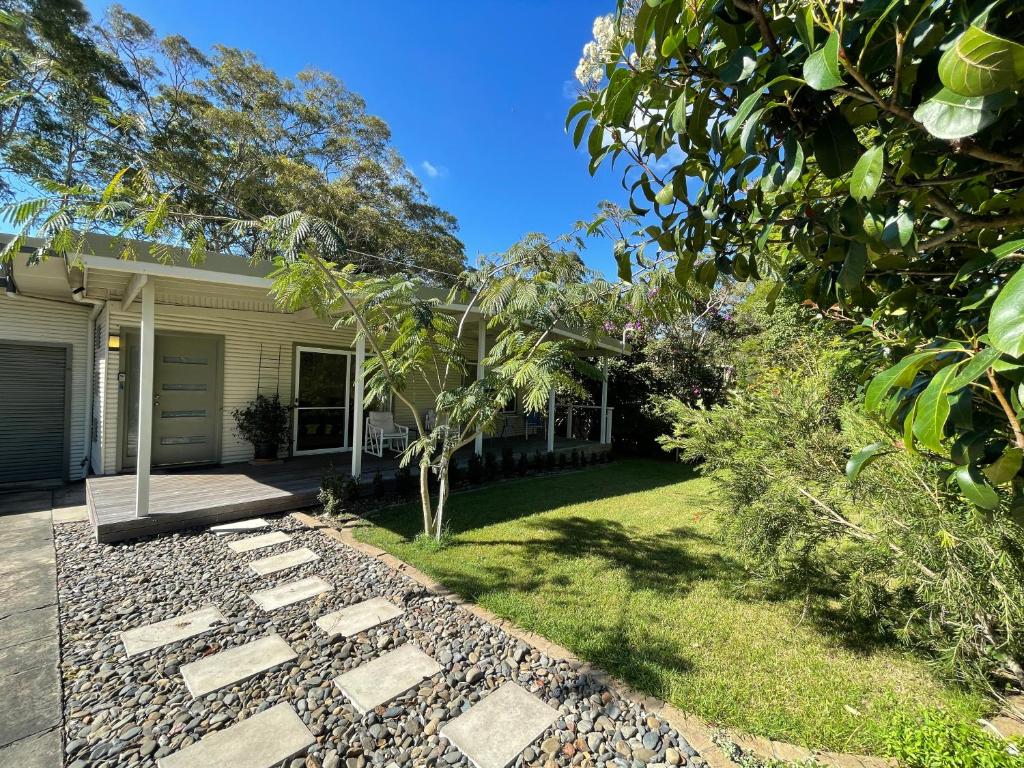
[501,445,515,477]
[318,464,358,516]
[662,291,1024,687]
[372,471,385,498]
[517,452,528,477]
[884,710,1022,768]
[484,452,498,480]
[467,453,483,484]
[394,465,414,498]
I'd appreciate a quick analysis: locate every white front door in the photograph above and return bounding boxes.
[292,347,352,455]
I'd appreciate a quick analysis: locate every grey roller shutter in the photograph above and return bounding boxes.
[0,342,70,484]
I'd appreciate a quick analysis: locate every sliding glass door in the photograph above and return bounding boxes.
[293,347,352,455]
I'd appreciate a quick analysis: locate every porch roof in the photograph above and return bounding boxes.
[3,232,629,355]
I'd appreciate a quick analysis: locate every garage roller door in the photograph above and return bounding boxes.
[0,342,70,485]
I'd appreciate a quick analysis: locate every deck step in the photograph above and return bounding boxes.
[249,547,319,576]
[227,531,291,553]
[121,606,226,658]
[334,643,440,713]
[442,683,559,768]
[180,634,296,697]
[316,597,403,638]
[250,576,333,611]
[156,703,314,768]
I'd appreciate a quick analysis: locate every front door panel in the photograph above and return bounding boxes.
[152,335,221,466]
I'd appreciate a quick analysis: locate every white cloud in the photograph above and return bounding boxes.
[421,160,448,179]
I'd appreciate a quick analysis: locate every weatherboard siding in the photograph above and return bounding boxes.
[0,294,92,481]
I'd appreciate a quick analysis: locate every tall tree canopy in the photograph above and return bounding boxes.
[571,0,1024,517]
[0,0,463,275]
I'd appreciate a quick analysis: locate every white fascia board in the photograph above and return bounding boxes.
[78,253,274,289]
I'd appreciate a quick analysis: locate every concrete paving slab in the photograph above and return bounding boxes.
[249,575,332,611]
[121,606,227,658]
[0,727,61,768]
[156,702,314,768]
[180,633,296,698]
[211,517,270,535]
[248,546,319,576]
[442,682,559,768]
[0,604,57,650]
[0,491,52,516]
[0,663,60,748]
[316,597,403,638]
[334,643,440,714]
[0,638,53,674]
[227,530,291,552]
[51,504,89,524]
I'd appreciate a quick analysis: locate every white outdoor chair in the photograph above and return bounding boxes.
[364,411,410,457]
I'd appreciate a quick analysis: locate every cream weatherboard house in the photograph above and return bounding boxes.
[0,234,622,541]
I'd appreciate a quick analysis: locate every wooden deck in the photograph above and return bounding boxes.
[87,438,600,544]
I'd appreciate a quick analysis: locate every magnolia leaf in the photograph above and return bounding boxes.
[938,26,1024,97]
[720,46,757,83]
[846,441,887,483]
[740,108,765,153]
[983,447,1023,485]
[812,112,860,178]
[655,182,675,205]
[864,350,940,411]
[990,266,1024,356]
[803,29,845,90]
[913,88,1003,140]
[950,347,1001,388]
[954,465,1001,509]
[839,241,867,292]
[670,90,687,132]
[849,145,884,201]
[613,240,632,283]
[725,90,762,141]
[912,364,960,452]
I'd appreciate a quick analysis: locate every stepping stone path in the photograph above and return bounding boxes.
[443,682,559,768]
[249,575,333,611]
[156,702,314,768]
[227,530,291,552]
[334,642,442,713]
[248,546,319,576]
[209,517,270,535]
[117,522,571,768]
[120,606,226,658]
[316,596,403,638]
[180,633,296,697]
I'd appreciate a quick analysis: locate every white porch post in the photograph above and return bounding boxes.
[546,388,556,453]
[135,280,155,518]
[474,318,485,456]
[351,334,366,478]
[599,358,609,444]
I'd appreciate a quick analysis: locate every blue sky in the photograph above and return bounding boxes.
[82,0,625,276]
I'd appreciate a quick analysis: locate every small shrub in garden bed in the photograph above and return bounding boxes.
[395,465,415,497]
[517,452,529,476]
[501,445,515,477]
[544,451,556,471]
[372,470,385,498]
[532,450,544,472]
[883,710,1021,768]
[484,452,498,480]
[467,453,483,484]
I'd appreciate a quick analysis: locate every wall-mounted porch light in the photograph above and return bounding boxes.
[107,331,121,352]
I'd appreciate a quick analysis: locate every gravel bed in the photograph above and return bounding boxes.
[55,516,706,768]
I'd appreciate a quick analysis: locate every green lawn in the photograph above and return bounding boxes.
[353,459,989,755]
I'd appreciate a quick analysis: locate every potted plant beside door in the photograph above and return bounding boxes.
[232,393,291,462]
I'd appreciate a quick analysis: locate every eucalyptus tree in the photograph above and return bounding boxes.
[0,1,463,275]
[570,0,1024,516]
